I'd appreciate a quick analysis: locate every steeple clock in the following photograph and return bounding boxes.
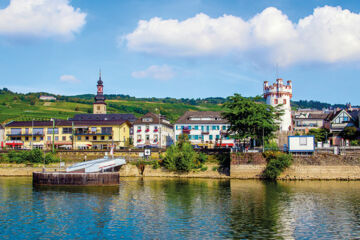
[93,70,107,114]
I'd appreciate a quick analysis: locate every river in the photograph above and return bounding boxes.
[0,177,359,239]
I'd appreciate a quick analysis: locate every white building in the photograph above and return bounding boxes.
[174,111,235,148]
[264,78,293,132]
[39,96,56,101]
[133,112,174,148]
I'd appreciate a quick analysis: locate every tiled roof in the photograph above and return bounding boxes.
[307,113,329,119]
[175,111,228,124]
[69,113,136,122]
[133,112,173,128]
[5,119,130,128]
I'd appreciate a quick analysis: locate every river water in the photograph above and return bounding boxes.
[0,177,359,239]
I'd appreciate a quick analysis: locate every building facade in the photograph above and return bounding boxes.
[174,111,235,148]
[264,78,293,132]
[324,109,360,146]
[93,71,107,114]
[39,96,56,101]
[133,112,174,148]
[4,120,131,150]
[293,111,329,133]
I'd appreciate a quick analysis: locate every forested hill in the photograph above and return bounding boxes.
[0,88,356,123]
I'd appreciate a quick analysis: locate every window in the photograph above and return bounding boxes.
[62,136,66,141]
[212,126,217,130]
[299,137,307,145]
[194,126,199,130]
[47,128,59,134]
[176,135,179,140]
[274,99,278,104]
[206,126,210,131]
[101,127,112,134]
[62,128,72,134]
[216,135,220,140]
[222,126,226,130]
[77,136,81,140]
[176,126,178,130]
[109,136,112,140]
[101,136,105,140]
[55,136,59,141]
[209,135,213,140]
[283,99,287,104]
[47,136,51,141]
[25,128,29,134]
[91,127,97,133]
[33,137,36,141]
[33,128,44,135]
[11,128,21,135]
[188,126,192,130]
[97,106,100,110]
[25,137,29,141]
[154,135,158,142]
[195,135,199,140]
[85,136,89,140]
[40,137,43,141]
[146,135,150,141]
[93,136,97,140]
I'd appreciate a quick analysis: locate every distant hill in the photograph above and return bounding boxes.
[0,88,356,124]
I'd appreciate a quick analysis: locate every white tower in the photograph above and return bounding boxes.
[264,78,292,132]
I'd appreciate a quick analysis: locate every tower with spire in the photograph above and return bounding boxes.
[93,70,107,114]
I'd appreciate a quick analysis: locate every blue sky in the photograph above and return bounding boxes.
[0,0,360,104]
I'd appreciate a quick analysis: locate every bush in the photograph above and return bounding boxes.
[45,153,59,164]
[198,152,208,163]
[350,140,360,146]
[152,160,160,169]
[264,141,279,151]
[212,166,218,171]
[200,166,208,171]
[263,152,292,180]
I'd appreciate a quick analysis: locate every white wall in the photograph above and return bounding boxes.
[288,136,315,152]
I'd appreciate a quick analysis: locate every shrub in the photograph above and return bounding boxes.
[152,160,160,169]
[45,153,59,164]
[198,152,208,163]
[212,166,218,171]
[263,152,292,180]
[264,141,279,151]
[200,166,208,172]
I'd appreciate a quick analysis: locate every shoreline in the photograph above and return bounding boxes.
[1,163,360,180]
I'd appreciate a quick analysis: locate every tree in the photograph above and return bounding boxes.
[308,128,330,142]
[341,126,359,140]
[222,94,282,143]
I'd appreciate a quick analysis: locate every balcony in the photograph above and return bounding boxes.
[7,132,44,137]
[182,129,191,134]
[201,131,209,135]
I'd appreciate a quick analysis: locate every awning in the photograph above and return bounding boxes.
[6,142,23,146]
[32,143,44,146]
[216,143,234,147]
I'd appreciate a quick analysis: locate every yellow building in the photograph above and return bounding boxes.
[4,119,131,150]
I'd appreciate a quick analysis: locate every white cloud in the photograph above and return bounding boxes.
[124,6,360,66]
[59,74,80,83]
[131,65,175,81]
[0,0,86,39]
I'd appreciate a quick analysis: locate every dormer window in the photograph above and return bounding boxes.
[142,118,153,122]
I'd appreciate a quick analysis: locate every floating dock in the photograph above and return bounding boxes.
[33,172,120,186]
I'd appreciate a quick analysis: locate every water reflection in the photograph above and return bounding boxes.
[0,177,359,239]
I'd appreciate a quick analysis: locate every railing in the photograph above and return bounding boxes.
[7,132,44,136]
[74,131,112,136]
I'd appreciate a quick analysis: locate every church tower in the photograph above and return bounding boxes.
[264,78,292,132]
[93,70,107,114]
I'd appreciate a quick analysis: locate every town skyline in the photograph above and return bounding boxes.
[1,0,360,104]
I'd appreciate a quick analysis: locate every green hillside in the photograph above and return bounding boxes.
[0,88,355,124]
[0,89,223,124]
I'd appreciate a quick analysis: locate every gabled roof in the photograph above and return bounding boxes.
[69,114,136,122]
[327,109,359,123]
[175,111,228,124]
[133,112,173,128]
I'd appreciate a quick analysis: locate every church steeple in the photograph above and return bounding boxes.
[93,70,106,114]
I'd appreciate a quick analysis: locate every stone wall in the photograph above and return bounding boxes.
[230,152,360,180]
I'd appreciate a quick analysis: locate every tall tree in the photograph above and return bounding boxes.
[222,94,282,142]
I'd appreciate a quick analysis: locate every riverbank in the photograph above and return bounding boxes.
[1,162,360,180]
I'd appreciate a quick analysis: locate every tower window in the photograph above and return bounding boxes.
[274,99,278,104]
[97,106,100,110]
[283,99,287,104]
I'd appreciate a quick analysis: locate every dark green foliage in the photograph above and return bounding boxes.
[308,128,330,142]
[263,151,293,180]
[341,126,359,140]
[222,94,282,143]
[163,135,207,172]
[264,141,279,151]
[152,160,160,169]
[1,149,59,164]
